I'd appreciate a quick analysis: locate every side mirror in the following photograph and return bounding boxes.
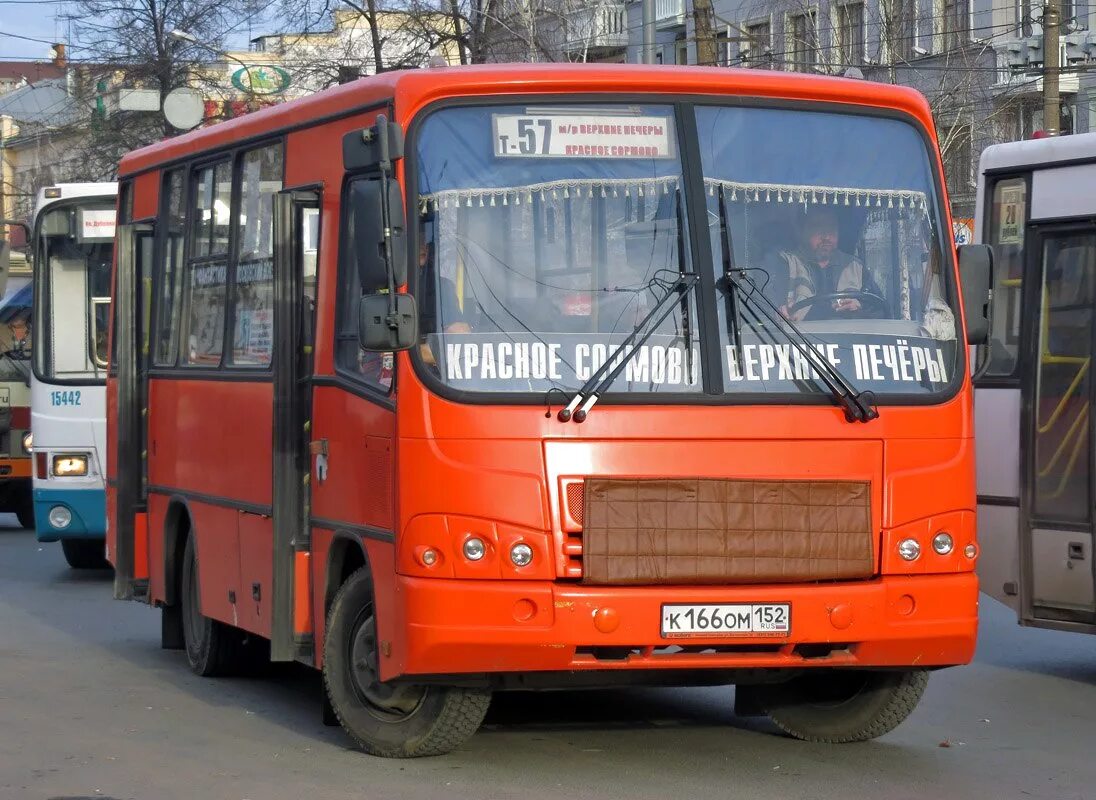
[958,244,993,345]
[348,179,407,292]
[359,293,418,352]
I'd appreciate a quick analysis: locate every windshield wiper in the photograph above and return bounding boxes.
[726,270,878,423]
[713,186,876,423]
[559,271,700,423]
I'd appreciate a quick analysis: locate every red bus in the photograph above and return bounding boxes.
[107,64,993,757]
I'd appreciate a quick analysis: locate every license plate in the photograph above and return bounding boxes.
[660,603,791,638]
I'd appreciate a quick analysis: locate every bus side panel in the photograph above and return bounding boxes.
[105,375,119,566]
[190,502,241,627]
[132,171,159,220]
[147,378,273,507]
[147,491,169,604]
[238,511,272,637]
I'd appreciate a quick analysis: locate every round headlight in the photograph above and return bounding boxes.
[462,537,486,561]
[932,531,954,555]
[898,538,921,561]
[21,432,32,454]
[510,543,533,567]
[48,505,72,530]
[964,543,978,559]
[420,548,438,566]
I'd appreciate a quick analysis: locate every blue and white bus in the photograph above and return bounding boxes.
[30,183,117,569]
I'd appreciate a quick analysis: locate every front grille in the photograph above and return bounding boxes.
[562,477,874,585]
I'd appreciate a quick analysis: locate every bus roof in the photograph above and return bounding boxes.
[34,182,118,222]
[118,64,937,179]
[979,131,1096,174]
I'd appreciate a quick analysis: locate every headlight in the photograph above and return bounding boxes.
[898,538,921,561]
[21,432,32,454]
[462,537,486,561]
[510,543,533,567]
[932,531,954,555]
[48,505,72,529]
[53,454,89,477]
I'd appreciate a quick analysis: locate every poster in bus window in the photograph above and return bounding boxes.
[996,184,1025,245]
[238,308,273,362]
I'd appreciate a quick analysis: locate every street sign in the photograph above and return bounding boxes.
[163,88,204,131]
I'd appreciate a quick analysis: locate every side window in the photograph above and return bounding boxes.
[983,176,1027,377]
[336,176,393,394]
[181,161,231,366]
[230,144,283,366]
[154,169,186,366]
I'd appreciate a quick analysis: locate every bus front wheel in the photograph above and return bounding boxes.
[323,566,491,758]
[753,668,929,743]
[61,538,109,570]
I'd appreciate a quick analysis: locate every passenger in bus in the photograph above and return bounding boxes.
[767,205,878,321]
[0,311,31,384]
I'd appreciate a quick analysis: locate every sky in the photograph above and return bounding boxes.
[0,1,283,63]
[0,0,69,60]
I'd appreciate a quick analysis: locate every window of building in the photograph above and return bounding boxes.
[336,176,393,394]
[715,29,733,66]
[836,2,865,65]
[230,144,283,366]
[942,0,970,51]
[743,19,772,66]
[788,11,817,72]
[154,169,186,366]
[942,124,973,195]
[181,161,231,366]
[884,0,916,61]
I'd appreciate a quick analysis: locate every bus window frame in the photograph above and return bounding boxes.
[974,170,1033,388]
[403,92,964,409]
[31,195,119,388]
[148,137,287,378]
[330,169,399,407]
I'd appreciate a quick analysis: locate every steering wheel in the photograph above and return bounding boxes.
[788,290,889,319]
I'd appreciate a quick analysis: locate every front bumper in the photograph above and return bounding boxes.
[390,573,978,679]
[34,487,106,542]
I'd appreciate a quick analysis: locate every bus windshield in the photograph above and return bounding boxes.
[33,201,115,381]
[413,102,959,400]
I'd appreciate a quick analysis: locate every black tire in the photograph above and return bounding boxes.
[61,538,110,570]
[755,669,929,743]
[323,566,490,757]
[180,535,248,677]
[15,502,34,531]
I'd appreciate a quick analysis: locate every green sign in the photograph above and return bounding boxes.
[231,65,291,95]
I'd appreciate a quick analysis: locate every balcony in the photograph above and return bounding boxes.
[655,0,686,28]
[565,3,628,53]
[993,45,1080,95]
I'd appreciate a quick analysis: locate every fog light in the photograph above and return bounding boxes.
[898,538,921,561]
[964,544,978,559]
[48,505,72,530]
[462,537,485,561]
[21,432,32,454]
[510,543,533,567]
[932,531,954,555]
[53,454,89,477]
[420,548,438,566]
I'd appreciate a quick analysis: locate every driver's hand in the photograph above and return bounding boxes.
[833,298,861,313]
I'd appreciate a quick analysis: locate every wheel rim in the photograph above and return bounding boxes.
[347,606,427,721]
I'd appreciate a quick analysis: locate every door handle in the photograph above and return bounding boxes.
[311,438,328,482]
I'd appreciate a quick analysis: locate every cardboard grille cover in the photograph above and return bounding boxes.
[582,478,873,585]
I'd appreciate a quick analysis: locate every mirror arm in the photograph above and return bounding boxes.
[373,114,400,323]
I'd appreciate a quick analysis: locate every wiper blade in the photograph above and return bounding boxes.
[725,269,878,424]
[559,272,700,423]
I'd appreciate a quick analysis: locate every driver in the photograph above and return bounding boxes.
[768,206,874,321]
[0,311,31,383]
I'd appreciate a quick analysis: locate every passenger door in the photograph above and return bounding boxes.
[1022,225,1096,625]
[270,189,321,661]
[111,222,154,600]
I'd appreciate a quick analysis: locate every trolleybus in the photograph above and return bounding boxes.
[108,64,992,756]
[29,183,117,568]
[975,131,1096,634]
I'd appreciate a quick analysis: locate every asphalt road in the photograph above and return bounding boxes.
[1,520,1093,800]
